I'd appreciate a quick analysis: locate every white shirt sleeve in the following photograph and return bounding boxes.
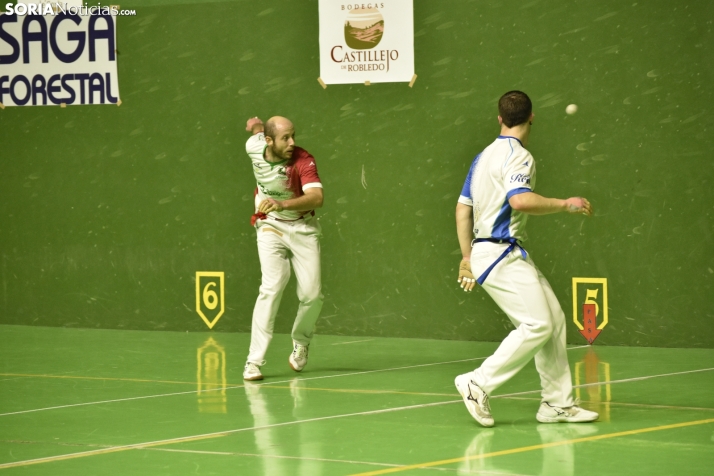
[457,154,479,206]
[245,133,267,157]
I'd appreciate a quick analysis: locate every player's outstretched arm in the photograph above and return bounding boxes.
[509,192,592,216]
[246,117,264,134]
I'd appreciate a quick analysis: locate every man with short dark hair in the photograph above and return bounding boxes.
[453,91,599,427]
[242,116,324,381]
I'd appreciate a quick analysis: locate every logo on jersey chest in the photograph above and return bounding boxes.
[510,173,531,184]
[258,183,289,198]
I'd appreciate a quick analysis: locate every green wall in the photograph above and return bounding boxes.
[1,0,713,348]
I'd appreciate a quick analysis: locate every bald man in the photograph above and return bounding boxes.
[242,116,325,381]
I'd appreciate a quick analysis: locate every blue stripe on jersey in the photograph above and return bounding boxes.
[460,153,482,200]
[492,188,531,238]
[491,197,513,239]
[506,187,532,199]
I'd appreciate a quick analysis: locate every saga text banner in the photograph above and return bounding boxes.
[0,9,120,107]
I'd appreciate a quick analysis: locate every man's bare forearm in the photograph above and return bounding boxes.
[280,189,323,211]
[509,192,592,216]
[456,203,474,259]
[508,192,565,215]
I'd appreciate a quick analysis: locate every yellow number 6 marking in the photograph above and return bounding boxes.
[196,272,225,329]
[203,282,219,310]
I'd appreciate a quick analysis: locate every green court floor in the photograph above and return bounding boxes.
[0,325,712,475]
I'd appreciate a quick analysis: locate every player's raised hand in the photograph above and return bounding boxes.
[257,198,283,214]
[565,197,592,216]
[246,117,263,132]
[458,259,476,292]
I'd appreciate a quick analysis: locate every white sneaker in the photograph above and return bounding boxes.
[454,373,494,427]
[289,342,309,372]
[243,361,264,381]
[536,402,599,423]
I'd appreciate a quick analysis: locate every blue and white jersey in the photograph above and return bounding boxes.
[458,136,536,241]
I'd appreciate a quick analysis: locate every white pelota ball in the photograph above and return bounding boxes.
[566,104,578,115]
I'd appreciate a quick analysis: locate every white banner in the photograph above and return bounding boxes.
[319,1,414,85]
[0,5,120,107]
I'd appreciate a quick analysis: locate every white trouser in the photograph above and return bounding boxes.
[470,242,574,407]
[247,216,323,364]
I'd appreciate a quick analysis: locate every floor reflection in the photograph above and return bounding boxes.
[457,428,496,475]
[458,424,599,476]
[536,424,598,476]
[574,347,611,422]
[196,337,227,413]
[244,379,322,476]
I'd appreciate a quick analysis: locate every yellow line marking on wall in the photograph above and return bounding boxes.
[348,418,714,476]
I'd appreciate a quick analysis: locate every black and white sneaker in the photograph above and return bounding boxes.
[454,373,495,427]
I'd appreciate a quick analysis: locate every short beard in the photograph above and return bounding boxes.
[268,144,288,161]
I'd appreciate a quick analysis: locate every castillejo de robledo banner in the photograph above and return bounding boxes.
[319,1,414,85]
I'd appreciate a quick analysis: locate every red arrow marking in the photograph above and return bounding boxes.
[579,303,601,344]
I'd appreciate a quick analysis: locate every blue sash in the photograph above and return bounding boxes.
[472,238,528,285]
